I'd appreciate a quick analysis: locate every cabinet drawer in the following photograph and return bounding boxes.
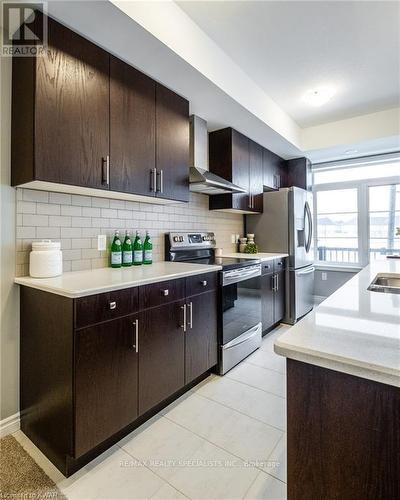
[186,272,218,296]
[261,262,274,275]
[139,278,186,310]
[75,287,139,329]
[274,258,286,271]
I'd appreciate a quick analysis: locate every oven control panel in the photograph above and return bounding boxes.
[168,232,216,249]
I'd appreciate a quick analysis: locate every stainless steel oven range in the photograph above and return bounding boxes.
[165,232,262,374]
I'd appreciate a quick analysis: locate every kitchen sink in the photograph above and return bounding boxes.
[368,273,400,294]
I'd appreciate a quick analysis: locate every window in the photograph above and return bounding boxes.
[369,184,400,261]
[313,154,400,267]
[316,188,358,264]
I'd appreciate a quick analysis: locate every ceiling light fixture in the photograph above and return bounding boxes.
[344,149,358,155]
[303,87,335,107]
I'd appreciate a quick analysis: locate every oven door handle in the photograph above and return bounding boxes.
[222,265,261,286]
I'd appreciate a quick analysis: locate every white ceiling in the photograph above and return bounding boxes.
[177,0,400,127]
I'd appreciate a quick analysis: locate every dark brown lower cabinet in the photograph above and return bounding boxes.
[274,271,285,323]
[287,359,400,500]
[138,301,185,415]
[75,315,139,457]
[261,269,285,333]
[185,291,218,384]
[19,273,218,476]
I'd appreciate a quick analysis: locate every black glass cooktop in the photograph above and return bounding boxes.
[184,256,261,271]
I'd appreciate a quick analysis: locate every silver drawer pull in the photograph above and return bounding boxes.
[201,280,208,287]
[162,289,169,296]
[109,301,117,310]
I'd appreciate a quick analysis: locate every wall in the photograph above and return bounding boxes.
[1,47,20,420]
[15,189,243,276]
[314,268,357,298]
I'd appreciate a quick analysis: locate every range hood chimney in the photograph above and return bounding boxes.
[189,115,246,195]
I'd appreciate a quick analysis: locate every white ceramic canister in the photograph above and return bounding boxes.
[29,240,63,278]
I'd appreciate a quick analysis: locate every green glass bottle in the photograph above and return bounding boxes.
[122,230,133,267]
[143,231,153,265]
[110,230,122,268]
[133,231,143,266]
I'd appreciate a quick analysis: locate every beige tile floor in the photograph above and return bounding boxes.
[13,324,290,500]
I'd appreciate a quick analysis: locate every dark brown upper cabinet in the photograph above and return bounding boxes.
[12,13,110,189]
[110,56,156,196]
[12,12,190,204]
[208,128,253,212]
[286,157,312,191]
[249,140,264,213]
[156,85,190,202]
[263,148,286,191]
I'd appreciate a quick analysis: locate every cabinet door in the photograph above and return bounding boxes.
[75,315,138,457]
[263,148,283,191]
[110,56,156,195]
[138,301,185,415]
[185,291,218,384]
[231,130,250,211]
[274,271,285,323]
[35,17,109,188]
[156,85,189,202]
[249,140,264,213]
[261,273,275,333]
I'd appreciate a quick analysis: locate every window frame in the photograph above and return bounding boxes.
[312,173,400,269]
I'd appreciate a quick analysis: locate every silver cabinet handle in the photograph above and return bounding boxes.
[275,273,279,292]
[157,169,164,193]
[109,301,116,310]
[162,289,169,296]
[271,275,275,291]
[150,167,157,192]
[187,301,193,329]
[131,319,139,353]
[201,280,208,287]
[180,304,187,332]
[102,156,110,185]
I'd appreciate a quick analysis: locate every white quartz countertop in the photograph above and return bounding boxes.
[221,252,288,261]
[274,260,400,387]
[14,262,222,298]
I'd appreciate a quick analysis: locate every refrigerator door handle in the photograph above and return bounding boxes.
[304,201,312,253]
[297,266,315,276]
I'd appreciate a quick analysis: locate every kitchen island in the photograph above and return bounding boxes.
[275,260,400,500]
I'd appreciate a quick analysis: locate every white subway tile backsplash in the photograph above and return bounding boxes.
[101,208,118,218]
[49,192,71,205]
[91,197,110,208]
[17,226,36,239]
[82,207,101,217]
[49,215,72,227]
[71,216,91,227]
[36,227,61,239]
[23,189,49,203]
[37,203,61,215]
[72,194,91,207]
[18,201,36,214]
[61,227,82,238]
[16,189,243,277]
[23,214,48,226]
[71,238,92,249]
[61,205,82,216]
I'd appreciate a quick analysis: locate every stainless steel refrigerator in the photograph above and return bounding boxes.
[246,187,314,324]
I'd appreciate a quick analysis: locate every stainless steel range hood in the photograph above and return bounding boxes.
[189,115,246,195]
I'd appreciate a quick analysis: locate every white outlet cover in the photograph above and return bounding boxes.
[97,234,107,251]
[321,272,327,281]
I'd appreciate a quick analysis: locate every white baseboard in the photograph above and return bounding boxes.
[0,412,20,438]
